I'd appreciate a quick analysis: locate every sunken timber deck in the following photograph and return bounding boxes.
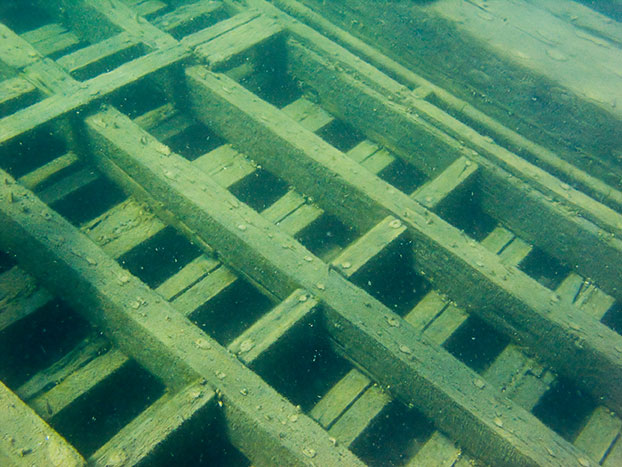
[1,0,621,465]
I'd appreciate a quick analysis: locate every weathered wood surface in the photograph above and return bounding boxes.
[284,40,622,302]
[0,0,620,464]
[272,0,622,200]
[431,0,622,119]
[0,381,85,466]
[89,379,216,466]
[80,106,597,467]
[184,66,622,412]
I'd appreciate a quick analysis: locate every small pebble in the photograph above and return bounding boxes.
[473,378,486,389]
[315,283,326,290]
[155,143,171,156]
[386,316,400,327]
[237,224,247,231]
[399,344,412,355]
[194,338,211,350]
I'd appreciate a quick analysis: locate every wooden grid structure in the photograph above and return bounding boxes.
[1,0,621,465]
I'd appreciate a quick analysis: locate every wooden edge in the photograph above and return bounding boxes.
[0,381,85,466]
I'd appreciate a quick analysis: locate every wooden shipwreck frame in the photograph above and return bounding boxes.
[1,0,621,465]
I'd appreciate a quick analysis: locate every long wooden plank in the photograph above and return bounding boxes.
[0,77,37,111]
[0,381,85,466]
[83,106,595,467]
[184,66,622,412]
[0,169,361,467]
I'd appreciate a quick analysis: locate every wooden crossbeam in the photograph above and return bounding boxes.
[0,266,52,332]
[89,380,216,466]
[21,24,80,57]
[82,106,594,467]
[0,77,37,113]
[184,66,622,413]
[194,14,283,68]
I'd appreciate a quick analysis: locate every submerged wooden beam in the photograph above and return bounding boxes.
[0,381,85,466]
[0,169,361,467]
[89,380,216,466]
[82,106,595,467]
[184,66,622,413]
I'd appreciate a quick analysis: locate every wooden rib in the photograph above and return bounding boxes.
[228,290,318,365]
[81,0,177,49]
[151,0,224,35]
[181,9,261,49]
[17,152,80,191]
[16,336,110,402]
[0,24,78,96]
[327,384,390,447]
[0,77,37,111]
[21,24,80,57]
[89,380,216,466]
[0,266,52,332]
[604,436,622,467]
[29,348,129,420]
[0,169,361,466]
[412,156,478,209]
[330,216,406,278]
[194,14,283,68]
[131,0,168,17]
[82,106,594,467]
[0,381,85,466]
[38,168,98,205]
[56,32,142,76]
[184,66,622,412]
[574,407,621,464]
